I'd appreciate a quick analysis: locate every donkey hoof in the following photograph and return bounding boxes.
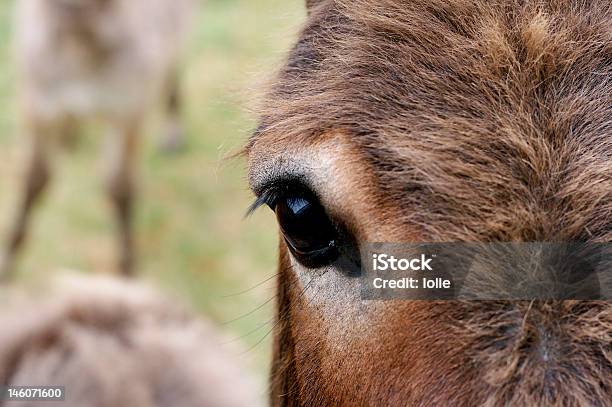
[118,255,135,278]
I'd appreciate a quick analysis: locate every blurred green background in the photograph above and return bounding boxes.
[0,0,306,393]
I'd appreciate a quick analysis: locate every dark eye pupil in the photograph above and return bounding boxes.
[274,192,338,267]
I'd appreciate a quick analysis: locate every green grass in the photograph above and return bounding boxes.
[0,0,306,391]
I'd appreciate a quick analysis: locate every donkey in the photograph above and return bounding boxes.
[247,0,611,405]
[0,274,260,407]
[0,0,192,279]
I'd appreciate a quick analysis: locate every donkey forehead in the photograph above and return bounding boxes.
[248,0,611,240]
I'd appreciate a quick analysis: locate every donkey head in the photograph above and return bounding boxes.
[247,0,611,405]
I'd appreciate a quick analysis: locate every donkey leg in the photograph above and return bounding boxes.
[0,128,51,281]
[158,68,185,152]
[105,120,140,277]
[57,116,80,150]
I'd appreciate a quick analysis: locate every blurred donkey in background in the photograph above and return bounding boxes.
[0,274,260,407]
[0,0,193,279]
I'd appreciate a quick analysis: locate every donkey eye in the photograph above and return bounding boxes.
[272,191,339,268]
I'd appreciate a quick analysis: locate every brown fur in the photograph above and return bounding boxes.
[247,0,611,405]
[0,274,260,407]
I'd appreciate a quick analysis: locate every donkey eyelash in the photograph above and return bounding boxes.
[246,188,281,217]
[245,178,314,217]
